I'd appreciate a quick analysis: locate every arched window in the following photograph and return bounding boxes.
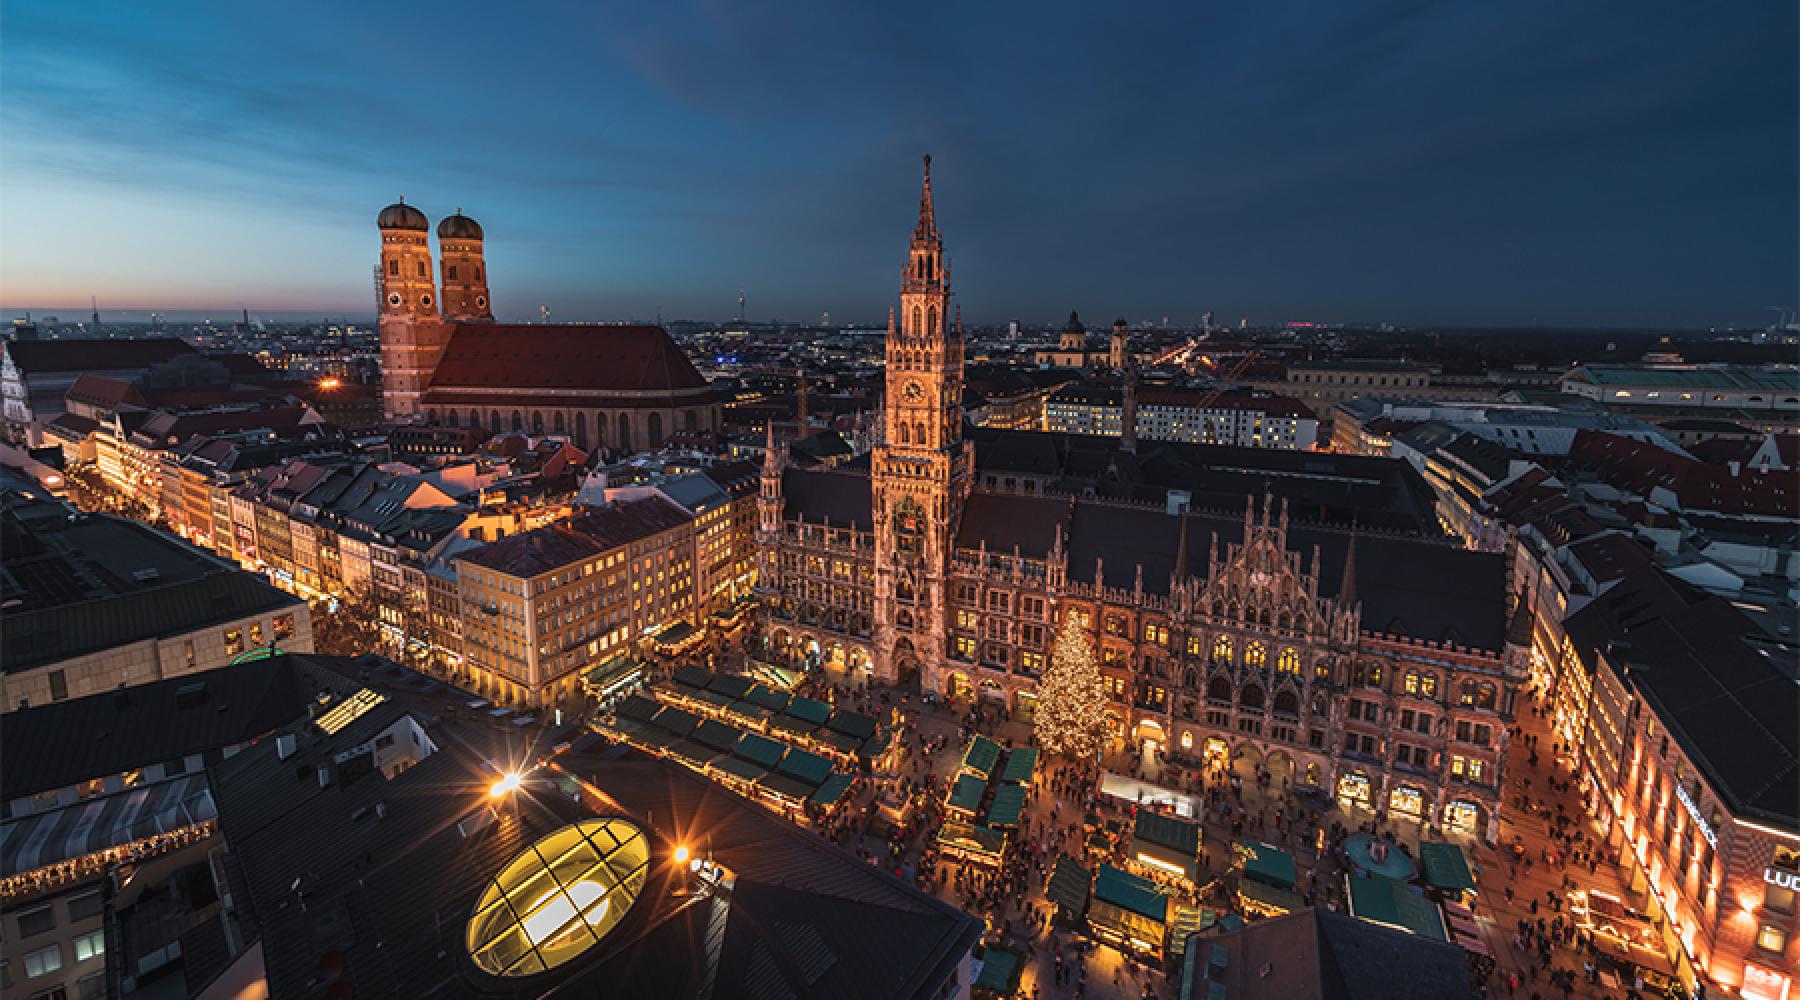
[573,412,587,448]
[552,411,566,434]
[1277,648,1300,675]
[425,408,438,424]
[927,306,937,335]
[469,409,481,429]
[1368,664,1383,687]
[1240,684,1265,710]
[648,412,663,447]
[490,410,502,432]
[617,413,632,451]
[914,422,926,446]
[1274,690,1299,715]
[531,411,545,435]
[1212,635,1232,663]
[446,409,459,428]
[684,409,697,431]
[912,307,922,335]
[1315,659,1331,681]
[1421,674,1438,698]
[1207,677,1231,701]
[1244,641,1266,668]
[511,410,523,432]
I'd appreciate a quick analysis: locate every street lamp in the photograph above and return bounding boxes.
[490,772,522,798]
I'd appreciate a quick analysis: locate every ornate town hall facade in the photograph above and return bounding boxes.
[756,159,1528,841]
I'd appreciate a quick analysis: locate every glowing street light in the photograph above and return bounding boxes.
[672,845,691,864]
[490,772,522,798]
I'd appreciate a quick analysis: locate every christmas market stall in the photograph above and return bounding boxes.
[1235,840,1303,917]
[1346,873,1449,941]
[1046,853,1094,923]
[1130,811,1202,886]
[1088,864,1170,961]
[935,821,1008,869]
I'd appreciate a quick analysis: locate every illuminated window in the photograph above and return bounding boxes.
[467,819,651,978]
[1244,641,1266,668]
[224,628,244,656]
[1756,923,1788,954]
[1277,649,1300,675]
[1213,636,1233,662]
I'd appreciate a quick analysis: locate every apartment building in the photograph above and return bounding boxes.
[454,496,695,709]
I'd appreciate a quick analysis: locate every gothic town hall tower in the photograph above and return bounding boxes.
[871,156,974,688]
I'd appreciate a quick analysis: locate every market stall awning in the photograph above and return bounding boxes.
[972,949,1021,995]
[581,653,643,694]
[709,755,768,785]
[857,731,891,761]
[615,694,662,724]
[784,696,833,726]
[1346,874,1448,941]
[936,821,1006,859]
[1237,878,1304,916]
[1418,842,1475,892]
[650,706,701,736]
[962,736,1002,778]
[672,665,712,690]
[986,784,1026,829]
[998,746,1038,785]
[1046,854,1094,915]
[1240,840,1296,889]
[706,671,754,701]
[691,719,744,754]
[756,771,816,803]
[947,774,986,814]
[767,714,818,739]
[651,621,699,650]
[776,748,834,787]
[1095,864,1169,923]
[745,684,791,713]
[1135,811,1201,858]
[809,773,854,808]
[734,733,787,771]
[826,708,877,740]
[813,728,863,756]
[664,739,719,769]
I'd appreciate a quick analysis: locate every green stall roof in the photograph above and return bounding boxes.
[973,949,1021,994]
[757,771,816,803]
[1094,865,1168,923]
[672,664,712,690]
[745,684,791,712]
[709,755,768,785]
[691,719,744,754]
[826,709,878,740]
[615,694,662,724]
[986,784,1026,828]
[1240,840,1296,889]
[962,736,1003,778]
[766,715,817,739]
[705,671,754,700]
[1419,842,1476,892]
[998,746,1038,784]
[1347,875,1448,941]
[809,773,854,808]
[1046,854,1093,914]
[582,652,641,688]
[734,732,787,770]
[664,739,719,769]
[947,774,986,814]
[776,747,833,787]
[1135,811,1201,857]
[650,706,701,736]
[936,821,1007,859]
[784,696,833,726]
[858,731,891,760]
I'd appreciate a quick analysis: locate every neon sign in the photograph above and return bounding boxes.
[1675,784,1717,848]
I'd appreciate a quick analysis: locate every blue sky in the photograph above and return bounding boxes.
[2,1,1793,326]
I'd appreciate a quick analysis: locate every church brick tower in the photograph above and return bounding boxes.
[871,155,974,688]
[377,199,451,421]
[437,210,494,322]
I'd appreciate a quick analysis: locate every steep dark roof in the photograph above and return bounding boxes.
[458,495,691,576]
[428,324,708,393]
[1563,568,1799,827]
[782,468,873,530]
[1058,501,1508,651]
[2,654,356,800]
[3,337,196,375]
[955,493,1070,558]
[1184,906,1475,1000]
[969,427,1440,535]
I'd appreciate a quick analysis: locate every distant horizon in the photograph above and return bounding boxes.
[0,305,1784,336]
[3,4,1793,329]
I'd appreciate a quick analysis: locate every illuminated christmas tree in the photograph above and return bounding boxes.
[1034,614,1110,759]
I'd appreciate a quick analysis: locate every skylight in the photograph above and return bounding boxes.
[313,687,387,734]
[466,819,650,978]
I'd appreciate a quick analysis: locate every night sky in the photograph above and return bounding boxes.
[3,1,1793,327]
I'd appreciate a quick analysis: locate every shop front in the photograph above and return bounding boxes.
[1337,771,1373,810]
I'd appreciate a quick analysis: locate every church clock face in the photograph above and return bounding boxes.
[902,381,924,403]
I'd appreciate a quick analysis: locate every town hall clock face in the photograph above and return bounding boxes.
[902,381,924,402]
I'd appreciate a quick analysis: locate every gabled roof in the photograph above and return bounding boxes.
[1183,906,1472,1000]
[428,323,708,393]
[65,373,149,410]
[781,467,873,530]
[4,337,196,375]
[1568,430,1795,517]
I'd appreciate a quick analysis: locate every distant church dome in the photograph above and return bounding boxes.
[1063,311,1086,334]
[377,200,429,231]
[437,212,484,240]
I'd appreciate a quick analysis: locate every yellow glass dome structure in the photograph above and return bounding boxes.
[466,818,651,977]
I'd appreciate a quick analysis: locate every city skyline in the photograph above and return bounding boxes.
[2,2,1795,327]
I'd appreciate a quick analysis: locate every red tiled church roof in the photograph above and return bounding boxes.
[427,324,707,393]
